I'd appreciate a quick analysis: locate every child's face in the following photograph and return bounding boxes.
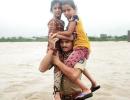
[60,39,73,52]
[52,3,62,18]
[62,4,75,19]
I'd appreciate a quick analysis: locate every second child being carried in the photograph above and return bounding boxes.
[55,0,100,99]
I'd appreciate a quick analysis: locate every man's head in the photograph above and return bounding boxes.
[60,39,73,52]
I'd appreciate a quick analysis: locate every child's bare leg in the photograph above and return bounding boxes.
[83,68,97,87]
[83,68,100,92]
[73,69,93,100]
[75,78,91,93]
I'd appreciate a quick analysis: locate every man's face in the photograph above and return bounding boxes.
[52,3,62,18]
[60,39,73,52]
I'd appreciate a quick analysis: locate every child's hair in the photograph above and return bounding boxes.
[50,0,62,12]
[61,0,76,10]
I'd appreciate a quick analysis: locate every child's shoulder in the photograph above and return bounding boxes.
[48,18,57,25]
[48,18,64,25]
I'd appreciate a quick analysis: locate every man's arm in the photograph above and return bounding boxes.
[52,55,82,82]
[39,34,57,72]
[39,49,54,72]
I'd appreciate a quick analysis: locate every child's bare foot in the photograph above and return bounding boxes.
[82,88,91,94]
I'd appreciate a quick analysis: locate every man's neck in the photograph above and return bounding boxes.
[63,50,73,59]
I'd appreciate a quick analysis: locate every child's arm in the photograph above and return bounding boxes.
[48,19,74,40]
[58,21,76,36]
[56,34,74,40]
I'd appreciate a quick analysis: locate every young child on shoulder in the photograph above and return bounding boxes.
[47,0,65,100]
[47,0,74,100]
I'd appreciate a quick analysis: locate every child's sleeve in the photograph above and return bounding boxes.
[48,19,57,34]
[71,15,79,22]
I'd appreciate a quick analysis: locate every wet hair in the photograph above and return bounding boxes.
[50,0,62,12]
[61,0,76,10]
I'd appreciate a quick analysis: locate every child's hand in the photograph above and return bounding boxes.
[49,32,55,36]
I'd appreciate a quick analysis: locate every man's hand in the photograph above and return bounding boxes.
[52,52,60,65]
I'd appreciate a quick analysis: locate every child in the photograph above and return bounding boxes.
[48,0,73,51]
[47,0,74,100]
[47,0,64,100]
[55,0,100,99]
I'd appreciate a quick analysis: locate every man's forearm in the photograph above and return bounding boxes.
[54,60,81,82]
[39,50,54,72]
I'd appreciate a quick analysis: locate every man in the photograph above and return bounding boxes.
[39,34,87,100]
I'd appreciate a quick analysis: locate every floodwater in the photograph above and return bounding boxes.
[0,42,130,100]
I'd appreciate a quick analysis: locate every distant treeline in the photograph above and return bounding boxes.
[0,36,48,42]
[89,35,127,41]
[0,35,128,42]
